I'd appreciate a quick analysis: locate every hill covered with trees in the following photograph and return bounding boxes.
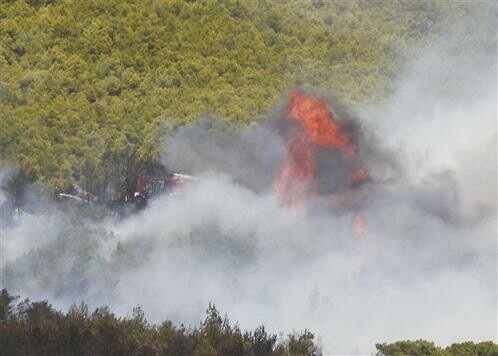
[1,0,490,196]
[1,2,496,354]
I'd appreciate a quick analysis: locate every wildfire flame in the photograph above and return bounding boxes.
[349,168,370,187]
[275,90,357,204]
[275,90,370,237]
[354,213,367,238]
[286,91,356,156]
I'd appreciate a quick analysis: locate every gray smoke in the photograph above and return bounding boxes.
[1,6,496,354]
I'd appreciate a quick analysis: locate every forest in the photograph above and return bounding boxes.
[1,1,497,355]
[1,0,493,199]
[1,288,497,356]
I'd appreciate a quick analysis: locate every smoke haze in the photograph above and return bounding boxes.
[1,6,496,354]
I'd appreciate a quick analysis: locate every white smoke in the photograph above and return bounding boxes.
[1,5,496,354]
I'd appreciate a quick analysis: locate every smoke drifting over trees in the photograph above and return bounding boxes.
[0,1,496,354]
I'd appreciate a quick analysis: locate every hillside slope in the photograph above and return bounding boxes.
[0,0,492,193]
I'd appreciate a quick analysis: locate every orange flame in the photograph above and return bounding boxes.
[286,91,356,156]
[354,213,367,238]
[348,168,370,187]
[275,90,356,205]
[275,91,372,238]
[274,134,315,206]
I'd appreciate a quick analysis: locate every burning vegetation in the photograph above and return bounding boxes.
[275,90,370,203]
[275,90,370,236]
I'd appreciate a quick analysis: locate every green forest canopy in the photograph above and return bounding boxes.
[0,0,493,195]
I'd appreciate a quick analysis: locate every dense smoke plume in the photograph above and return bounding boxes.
[1,7,496,354]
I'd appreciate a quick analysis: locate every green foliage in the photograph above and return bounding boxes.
[286,329,317,356]
[376,339,498,356]
[3,292,497,355]
[445,341,498,356]
[0,0,493,194]
[0,289,19,321]
[376,340,446,356]
[0,290,317,355]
